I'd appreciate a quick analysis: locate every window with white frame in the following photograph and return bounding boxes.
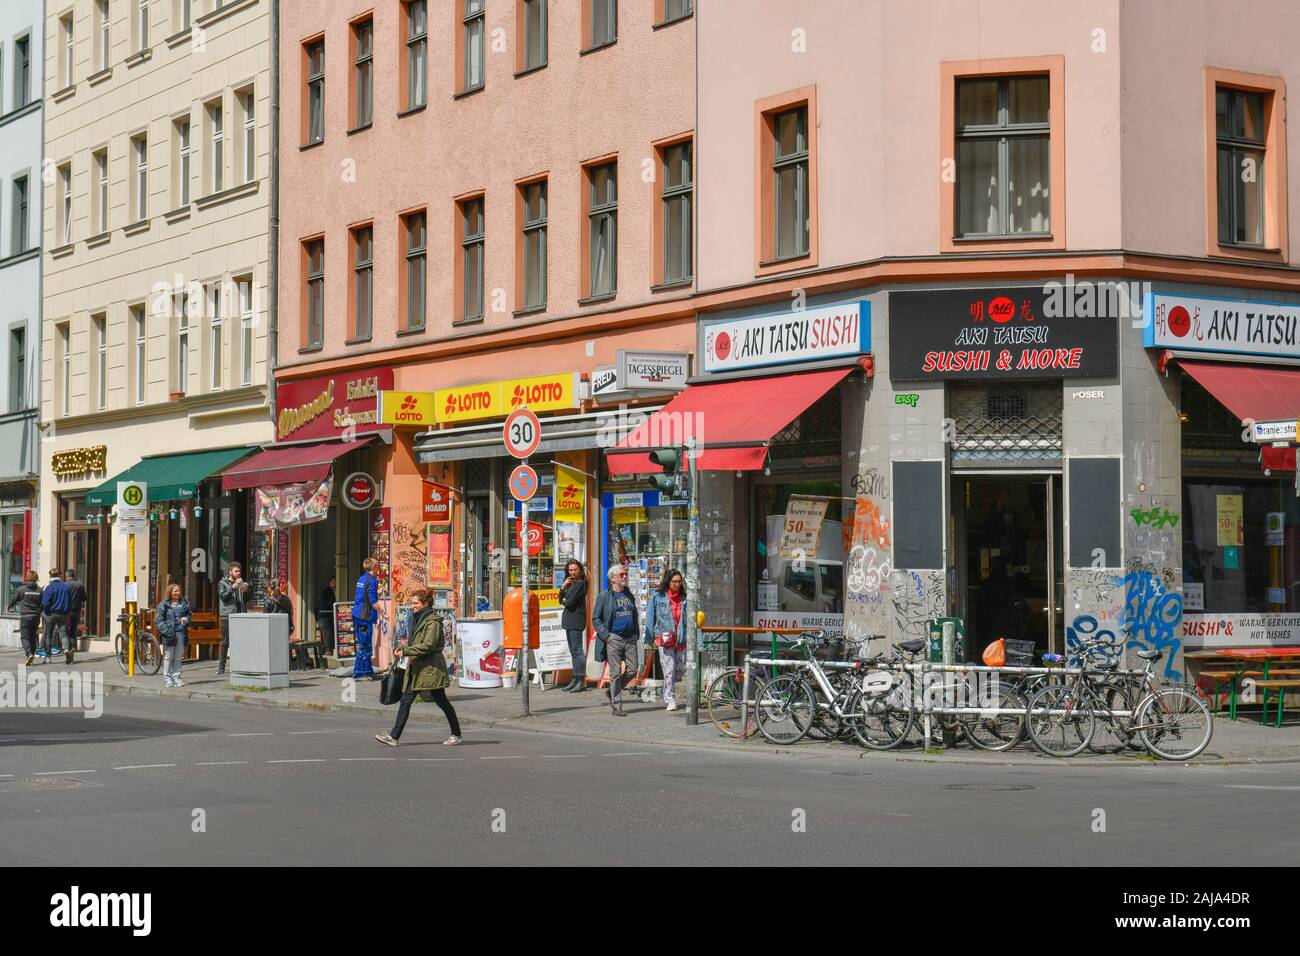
[132,305,147,404]
[93,313,107,410]
[9,327,25,413]
[208,283,222,391]
[178,0,192,31]
[174,116,191,206]
[14,35,32,107]
[61,15,74,88]
[239,88,255,183]
[131,134,148,222]
[238,276,253,385]
[60,164,73,246]
[136,0,149,51]
[96,0,111,72]
[93,149,109,235]
[11,175,29,253]
[175,292,190,394]
[587,162,617,297]
[207,97,224,193]
[59,323,71,416]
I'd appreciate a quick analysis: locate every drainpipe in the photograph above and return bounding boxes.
[268,0,280,425]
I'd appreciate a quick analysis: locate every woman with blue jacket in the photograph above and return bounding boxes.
[643,568,688,711]
[157,583,192,688]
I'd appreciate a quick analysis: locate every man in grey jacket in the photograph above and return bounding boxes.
[216,562,249,675]
[591,565,639,716]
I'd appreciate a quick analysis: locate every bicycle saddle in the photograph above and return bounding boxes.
[1135,648,1163,660]
[895,639,926,654]
[1041,653,1064,664]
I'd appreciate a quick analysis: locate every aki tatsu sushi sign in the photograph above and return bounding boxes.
[888,288,1119,380]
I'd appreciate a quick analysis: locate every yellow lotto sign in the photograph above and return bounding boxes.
[554,463,586,521]
[434,373,578,424]
[377,391,439,427]
[534,588,562,609]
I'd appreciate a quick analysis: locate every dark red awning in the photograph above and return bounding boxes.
[220,439,373,491]
[606,367,853,474]
[1180,360,1300,424]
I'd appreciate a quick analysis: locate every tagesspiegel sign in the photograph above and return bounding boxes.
[889,287,1119,380]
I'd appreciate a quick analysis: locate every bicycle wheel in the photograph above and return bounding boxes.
[705,669,764,739]
[1136,687,1213,761]
[1027,684,1095,758]
[961,681,1026,753]
[114,633,130,675]
[847,685,915,750]
[136,634,164,675]
[806,671,852,741]
[754,674,816,745]
[1087,682,1135,755]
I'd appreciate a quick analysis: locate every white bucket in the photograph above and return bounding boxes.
[457,619,503,688]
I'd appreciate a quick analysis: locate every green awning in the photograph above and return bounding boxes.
[84,446,258,506]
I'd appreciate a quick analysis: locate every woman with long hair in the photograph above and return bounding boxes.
[158,582,192,688]
[558,559,589,692]
[643,568,687,711]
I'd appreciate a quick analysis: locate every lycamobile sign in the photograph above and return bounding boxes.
[700,301,870,373]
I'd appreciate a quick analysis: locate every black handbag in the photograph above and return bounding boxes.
[379,660,405,705]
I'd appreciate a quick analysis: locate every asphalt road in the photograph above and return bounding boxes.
[1,696,1297,865]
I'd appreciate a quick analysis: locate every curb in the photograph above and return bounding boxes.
[96,682,1300,767]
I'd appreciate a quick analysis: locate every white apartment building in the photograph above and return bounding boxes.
[40,0,274,643]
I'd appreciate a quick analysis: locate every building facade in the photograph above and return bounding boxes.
[0,0,45,648]
[39,0,274,645]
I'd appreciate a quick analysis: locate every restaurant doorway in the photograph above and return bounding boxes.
[953,474,1062,656]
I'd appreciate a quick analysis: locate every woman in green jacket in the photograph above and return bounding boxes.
[375,588,461,746]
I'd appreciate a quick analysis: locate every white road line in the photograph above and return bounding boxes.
[1221,784,1300,791]
[288,731,338,735]
[480,755,526,760]
[32,770,97,776]
[195,761,249,766]
[113,764,177,770]
[0,774,13,778]
[538,754,588,759]
[338,757,395,762]
[229,732,274,737]
[601,752,652,757]
[408,758,464,762]
[267,759,326,764]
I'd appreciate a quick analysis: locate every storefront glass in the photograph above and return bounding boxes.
[600,489,689,629]
[1,512,26,609]
[1183,478,1296,612]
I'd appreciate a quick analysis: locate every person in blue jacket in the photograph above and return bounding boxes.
[40,569,72,664]
[352,557,380,680]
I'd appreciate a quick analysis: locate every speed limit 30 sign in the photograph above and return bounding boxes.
[503,407,541,458]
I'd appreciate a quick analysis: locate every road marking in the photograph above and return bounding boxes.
[481,755,526,760]
[408,758,464,762]
[1221,784,1300,791]
[229,732,274,737]
[538,754,588,759]
[195,761,249,766]
[338,757,395,762]
[0,774,13,778]
[288,730,338,735]
[32,770,96,776]
[113,764,177,770]
[601,752,652,757]
[267,759,326,764]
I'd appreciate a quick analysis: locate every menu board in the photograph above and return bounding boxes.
[334,602,357,659]
[370,507,392,599]
[247,515,272,610]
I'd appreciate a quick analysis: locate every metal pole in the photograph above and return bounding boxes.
[520,496,530,717]
[127,532,136,677]
[740,656,751,735]
[685,437,700,725]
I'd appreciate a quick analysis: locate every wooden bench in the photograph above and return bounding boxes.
[1254,680,1300,728]
[1197,669,1300,713]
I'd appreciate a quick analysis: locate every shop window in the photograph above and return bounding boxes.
[752,481,844,627]
[1,512,27,612]
[1183,480,1294,613]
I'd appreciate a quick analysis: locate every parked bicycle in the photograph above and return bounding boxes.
[115,609,163,676]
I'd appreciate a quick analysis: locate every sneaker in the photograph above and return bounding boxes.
[442,735,461,746]
[24,655,34,666]
[570,682,587,693]
[666,702,679,712]
[174,679,185,687]
[35,650,46,660]
[374,733,399,747]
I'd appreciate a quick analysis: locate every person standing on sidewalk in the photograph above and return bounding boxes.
[644,568,688,712]
[558,559,589,693]
[216,562,249,675]
[592,565,639,716]
[64,568,86,654]
[157,583,192,688]
[40,569,72,664]
[316,576,336,656]
[374,589,461,747]
[352,558,379,680]
[7,571,43,665]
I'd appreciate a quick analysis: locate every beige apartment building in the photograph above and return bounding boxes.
[40,0,274,644]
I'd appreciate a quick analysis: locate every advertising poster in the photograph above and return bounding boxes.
[429,526,453,588]
[1216,494,1244,547]
[1181,613,1300,648]
[780,497,829,559]
[369,507,392,598]
[256,477,333,530]
[535,610,572,673]
[554,463,586,522]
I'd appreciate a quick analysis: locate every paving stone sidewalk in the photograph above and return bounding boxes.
[4,648,1298,766]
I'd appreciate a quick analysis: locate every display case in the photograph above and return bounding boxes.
[599,490,690,624]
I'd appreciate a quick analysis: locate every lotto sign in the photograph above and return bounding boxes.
[377,390,438,427]
[117,481,148,534]
[503,408,541,458]
[516,520,546,557]
[509,464,539,501]
[554,463,585,521]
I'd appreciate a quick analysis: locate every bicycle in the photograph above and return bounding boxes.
[115,609,163,676]
[1026,646,1212,760]
[706,629,836,740]
[752,635,872,745]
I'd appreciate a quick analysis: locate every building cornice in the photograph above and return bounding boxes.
[44,386,269,432]
[0,99,41,130]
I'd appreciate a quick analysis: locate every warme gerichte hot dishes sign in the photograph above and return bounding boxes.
[700,301,870,373]
[888,288,1118,380]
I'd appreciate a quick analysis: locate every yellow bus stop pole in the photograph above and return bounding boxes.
[128,532,136,677]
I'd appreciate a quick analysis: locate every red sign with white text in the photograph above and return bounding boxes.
[516,520,545,557]
[275,367,395,442]
[422,481,453,523]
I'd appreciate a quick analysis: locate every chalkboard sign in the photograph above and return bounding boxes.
[247,510,272,609]
[892,461,944,569]
[1068,457,1121,568]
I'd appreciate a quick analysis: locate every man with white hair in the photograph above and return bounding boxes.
[591,564,639,716]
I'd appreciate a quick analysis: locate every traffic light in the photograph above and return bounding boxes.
[647,448,684,496]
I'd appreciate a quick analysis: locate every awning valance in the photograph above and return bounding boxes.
[220,438,373,491]
[606,367,853,474]
[84,447,258,506]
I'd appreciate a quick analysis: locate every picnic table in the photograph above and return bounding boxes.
[1189,647,1300,723]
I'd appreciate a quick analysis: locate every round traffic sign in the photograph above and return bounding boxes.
[503,408,541,458]
[509,464,539,502]
[122,484,144,507]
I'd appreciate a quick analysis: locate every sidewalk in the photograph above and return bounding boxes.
[4,648,1298,766]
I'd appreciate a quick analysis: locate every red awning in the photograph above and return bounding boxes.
[1180,360,1300,424]
[606,367,853,474]
[220,439,373,491]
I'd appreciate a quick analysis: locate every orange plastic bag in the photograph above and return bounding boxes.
[982,638,1006,667]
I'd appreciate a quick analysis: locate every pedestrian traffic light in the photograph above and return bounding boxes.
[648,448,684,496]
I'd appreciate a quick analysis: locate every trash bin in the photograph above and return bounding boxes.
[229,612,289,689]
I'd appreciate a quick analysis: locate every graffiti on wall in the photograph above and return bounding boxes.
[889,569,945,638]
[843,467,894,641]
[1121,560,1184,682]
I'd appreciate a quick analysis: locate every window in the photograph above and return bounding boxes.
[11,175,29,253]
[305,239,324,348]
[522,0,546,72]
[402,212,427,331]
[174,116,191,206]
[352,225,373,340]
[178,0,192,31]
[661,140,692,284]
[135,0,149,52]
[93,149,109,235]
[406,2,427,109]
[61,15,74,88]
[459,198,484,321]
[93,313,107,410]
[660,0,692,23]
[463,0,485,92]
[237,277,253,385]
[773,107,809,259]
[59,323,70,416]
[955,76,1050,237]
[588,0,616,48]
[175,292,190,394]
[131,305,147,404]
[9,327,25,412]
[239,88,255,183]
[96,0,111,72]
[131,134,148,222]
[353,18,373,126]
[59,164,72,246]
[207,98,224,193]
[14,35,31,107]
[521,180,546,309]
[208,283,223,391]
[305,40,324,144]
[1216,88,1266,246]
[587,162,617,298]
